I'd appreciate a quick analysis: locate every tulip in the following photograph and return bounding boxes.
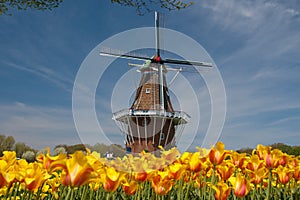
[168,162,185,180]
[255,144,282,169]
[275,165,293,184]
[208,142,229,166]
[231,151,247,170]
[293,166,300,181]
[61,151,95,187]
[122,180,138,195]
[247,155,265,171]
[0,160,15,188]
[25,163,50,192]
[229,173,250,197]
[216,163,235,181]
[247,167,268,185]
[100,167,123,192]
[212,182,231,200]
[188,152,203,172]
[151,171,173,195]
[36,147,67,172]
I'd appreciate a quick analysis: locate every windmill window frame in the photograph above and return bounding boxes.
[145,88,151,94]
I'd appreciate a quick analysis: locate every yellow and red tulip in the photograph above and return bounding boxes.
[208,142,229,166]
[229,173,250,197]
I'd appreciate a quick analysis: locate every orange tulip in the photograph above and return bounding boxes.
[208,142,229,165]
[229,173,250,197]
[212,182,231,200]
[151,171,173,195]
[122,180,138,195]
[293,166,300,181]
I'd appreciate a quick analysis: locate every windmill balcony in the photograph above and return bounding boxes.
[112,108,190,124]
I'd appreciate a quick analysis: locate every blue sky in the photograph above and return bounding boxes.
[0,0,300,151]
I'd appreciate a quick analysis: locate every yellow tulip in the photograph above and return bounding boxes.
[216,162,235,181]
[1,151,17,166]
[24,163,50,192]
[0,160,14,188]
[275,165,293,184]
[247,167,268,185]
[188,152,203,172]
[255,144,282,169]
[247,155,265,171]
[61,151,95,187]
[229,173,250,197]
[168,162,185,180]
[36,147,67,172]
[208,142,229,166]
[230,151,247,170]
[212,182,231,200]
[100,167,123,192]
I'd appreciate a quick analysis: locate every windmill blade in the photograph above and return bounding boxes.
[155,11,160,57]
[100,51,151,61]
[164,58,213,67]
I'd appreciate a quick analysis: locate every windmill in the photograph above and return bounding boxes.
[100,12,212,153]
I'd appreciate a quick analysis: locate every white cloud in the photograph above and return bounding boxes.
[0,102,80,150]
[3,61,74,92]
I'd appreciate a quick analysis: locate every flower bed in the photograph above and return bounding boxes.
[0,142,299,199]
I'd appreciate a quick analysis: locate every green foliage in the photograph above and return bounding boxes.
[237,142,300,156]
[0,0,193,15]
[55,143,126,157]
[22,150,36,162]
[53,146,67,155]
[0,134,15,156]
[111,0,194,15]
[36,148,48,156]
[0,0,62,15]
[14,142,34,158]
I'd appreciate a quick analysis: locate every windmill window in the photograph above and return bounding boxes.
[146,88,151,94]
[160,133,165,140]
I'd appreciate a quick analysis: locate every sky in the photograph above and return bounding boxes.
[0,0,300,151]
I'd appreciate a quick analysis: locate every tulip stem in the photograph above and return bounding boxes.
[208,166,216,200]
[266,169,272,200]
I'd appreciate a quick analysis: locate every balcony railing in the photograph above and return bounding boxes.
[112,108,190,124]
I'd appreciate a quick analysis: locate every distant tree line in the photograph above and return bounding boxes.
[0,134,125,162]
[54,143,125,157]
[237,143,300,156]
[0,134,36,158]
[2,134,300,162]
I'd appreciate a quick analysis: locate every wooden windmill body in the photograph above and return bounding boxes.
[101,12,212,153]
